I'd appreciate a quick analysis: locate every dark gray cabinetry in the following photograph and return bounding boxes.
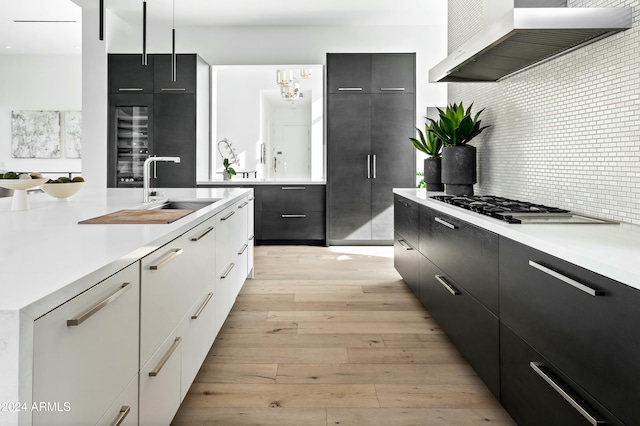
[327,53,415,244]
[500,237,638,425]
[108,53,209,188]
[393,195,420,296]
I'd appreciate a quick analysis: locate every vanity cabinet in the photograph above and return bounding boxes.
[327,53,415,244]
[32,262,140,426]
[500,237,639,425]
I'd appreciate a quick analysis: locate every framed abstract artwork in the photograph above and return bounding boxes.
[11,110,61,158]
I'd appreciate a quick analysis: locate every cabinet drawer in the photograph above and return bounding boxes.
[394,195,419,247]
[215,253,247,333]
[216,198,249,265]
[33,262,139,426]
[96,374,138,426]
[371,53,416,94]
[420,205,499,314]
[394,232,419,298]
[327,53,372,94]
[419,255,500,398]
[261,211,325,240]
[261,185,325,212]
[139,327,183,426]
[500,324,621,426]
[109,54,154,93]
[153,54,196,93]
[500,237,640,425]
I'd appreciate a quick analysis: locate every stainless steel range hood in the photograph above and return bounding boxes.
[429,1,631,83]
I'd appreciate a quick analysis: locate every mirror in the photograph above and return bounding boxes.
[210,64,324,181]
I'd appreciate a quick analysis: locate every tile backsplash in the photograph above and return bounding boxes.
[448,0,640,224]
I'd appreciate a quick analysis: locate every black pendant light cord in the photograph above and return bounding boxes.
[99,0,104,40]
[142,1,147,65]
[171,0,177,82]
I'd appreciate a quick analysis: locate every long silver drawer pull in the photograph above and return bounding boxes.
[380,87,405,91]
[530,362,605,426]
[111,405,131,426]
[435,275,461,295]
[435,217,457,230]
[221,263,235,279]
[118,88,143,92]
[238,244,248,255]
[191,226,214,241]
[149,337,181,377]
[249,235,255,240]
[191,293,214,319]
[282,214,306,218]
[149,248,183,270]
[398,239,413,251]
[367,155,371,179]
[372,154,377,179]
[528,261,603,296]
[221,210,236,221]
[160,88,186,91]
[338,87,362,91]
[281,187,305,190]
[238,201,249,208]
[67,282,131,326]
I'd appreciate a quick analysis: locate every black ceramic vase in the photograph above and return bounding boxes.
[423,157,444,192]
[441,145,476,196]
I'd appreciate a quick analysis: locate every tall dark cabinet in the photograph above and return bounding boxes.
[108,54,209,188]
[327,53,416,244]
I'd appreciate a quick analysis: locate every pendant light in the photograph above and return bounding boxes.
[171,0,177,82]
[99,0,104,40]
[142,1,147,65]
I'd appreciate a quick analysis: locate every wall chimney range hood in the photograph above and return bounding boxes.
[429,1,631,83]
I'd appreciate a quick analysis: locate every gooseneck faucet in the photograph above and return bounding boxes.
[143,156,181,202]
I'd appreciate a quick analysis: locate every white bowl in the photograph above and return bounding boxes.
[43,182,86,200]
[0,178,48,191]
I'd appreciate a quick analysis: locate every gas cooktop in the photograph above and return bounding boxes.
[430,195,618,224]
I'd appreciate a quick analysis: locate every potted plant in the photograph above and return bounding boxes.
[222,158,236,180]
[427,102,489,195]
[410,123,444,191]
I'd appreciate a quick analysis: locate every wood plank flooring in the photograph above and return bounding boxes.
[171,245,515,426]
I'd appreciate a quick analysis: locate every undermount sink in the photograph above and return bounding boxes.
[141,198,220,211]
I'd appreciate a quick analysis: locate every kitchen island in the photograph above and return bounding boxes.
[0,187,253,426]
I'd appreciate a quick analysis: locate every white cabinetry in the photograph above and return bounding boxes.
[32,262,140,426]
[247,195,255,277]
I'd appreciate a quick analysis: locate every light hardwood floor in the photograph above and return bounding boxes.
[171,245,515,426]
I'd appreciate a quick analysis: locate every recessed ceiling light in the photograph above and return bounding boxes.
[5,46,11,49]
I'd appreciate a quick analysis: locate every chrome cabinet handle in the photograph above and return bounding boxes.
[111,405,131,426]
[149,337,181,377]
[249,197,256,201]
[160,88,186,91]
[372,154,377,179]
[249,235,255,240]
[190,226,214,241]
[398,239,413,251]
[435,217,457,230]
[221,263,235,279]
[191,292,214,319]
[281,187,306,190]
[149,248,183,270]
[221,210,236,221]
[238,201,249,208]
[118,88,143,92]
[530,362,605,425]
[238,243,248,255]
[282,214,306,218]
[528,261,603,297]
[367,155,371,179]
[380,87,405,91]
[435,275,461,295]
[67,282,131,326]
[338,87,362,91]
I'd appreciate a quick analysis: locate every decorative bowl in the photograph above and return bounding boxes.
[42,182,86,200]
[0,178,48,191]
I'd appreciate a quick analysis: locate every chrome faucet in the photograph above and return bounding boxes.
[143,156,181,203]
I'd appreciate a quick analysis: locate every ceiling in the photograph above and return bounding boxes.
[0,0,445,55]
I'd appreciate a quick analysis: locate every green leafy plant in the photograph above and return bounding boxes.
[416,171,426,188]
[223,158,236,179]
[410,122,443,158]
[427,102,489,146]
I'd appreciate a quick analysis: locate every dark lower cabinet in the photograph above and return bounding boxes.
[419,254,500,398]
[500,324,621,426]
[261,212,325,241]
[393,232,419,297]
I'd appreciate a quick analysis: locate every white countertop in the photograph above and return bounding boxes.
[0,187,252,319]
[198,178,326,186]
[394,188,640,291]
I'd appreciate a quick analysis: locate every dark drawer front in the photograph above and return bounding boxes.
[109,54,154,94]
[394,195,419,248]
[261,212,325,240]
[500,324,621,426]
[153,54,196,94]
[261,185,325,212]
[500,237,640,425]
[394,232,419,297]
[327,53,372,94]
[420,206,499,314]
[419,255,500,398]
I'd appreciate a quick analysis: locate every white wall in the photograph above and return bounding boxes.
[0,55,81,174]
